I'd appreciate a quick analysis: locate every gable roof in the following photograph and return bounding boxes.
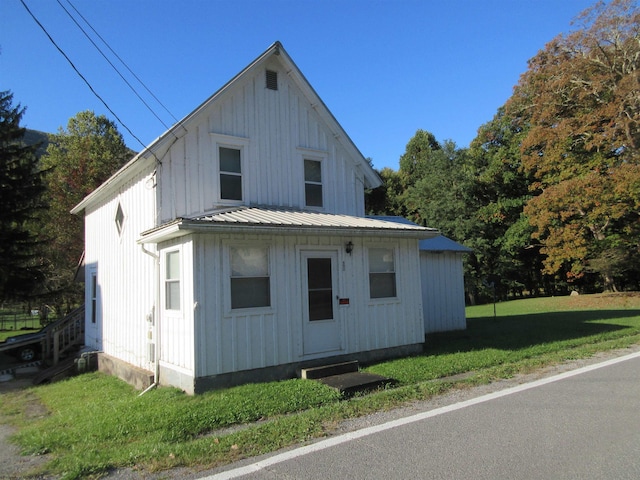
[367,216,472,253]
[72,41,381,215]
[139,207,439,244]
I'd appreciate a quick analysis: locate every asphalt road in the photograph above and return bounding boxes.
[203,352,640,480]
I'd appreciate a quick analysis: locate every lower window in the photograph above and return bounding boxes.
[369,248,397,299]
[230,247,271,309]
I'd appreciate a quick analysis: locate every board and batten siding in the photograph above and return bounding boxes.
[420,251,467,333]
[83,161,158,371]
[190,233,423,379]
[156,237,196,386]
[158,62,366,224]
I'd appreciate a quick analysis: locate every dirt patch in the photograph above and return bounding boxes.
[0,375,52,479]
[0,424,52,480]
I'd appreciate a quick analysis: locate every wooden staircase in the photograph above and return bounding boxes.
[43,305,85,366]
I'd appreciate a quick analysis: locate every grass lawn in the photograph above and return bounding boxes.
[0,313,41,342]
[1,293,640,479]
[0,329,40,343]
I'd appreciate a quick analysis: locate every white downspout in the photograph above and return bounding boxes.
[139,244,160,396]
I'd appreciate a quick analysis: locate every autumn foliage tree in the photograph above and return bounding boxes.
[506,0,640,291]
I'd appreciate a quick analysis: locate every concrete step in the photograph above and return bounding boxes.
[317,371,395,396]
[300,361,359,380]
[301,361,395,395]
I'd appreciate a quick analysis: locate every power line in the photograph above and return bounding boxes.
[19,0,147,149]
[54,0,172,132]
[60,0,182,133]
[64,0,181,126]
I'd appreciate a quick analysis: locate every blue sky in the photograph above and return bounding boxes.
[2,0,595,170]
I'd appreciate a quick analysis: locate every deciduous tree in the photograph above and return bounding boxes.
[506,0,640,291]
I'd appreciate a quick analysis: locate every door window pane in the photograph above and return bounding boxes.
[90,273,97,324]
[307,258,333,321]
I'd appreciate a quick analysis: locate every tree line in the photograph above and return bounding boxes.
[366,0,639,303]
[1,0,638,310]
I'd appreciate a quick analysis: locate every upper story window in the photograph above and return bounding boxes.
[219,146,242,201]
[368,247,397,299]
[165,250,181,310]
[304,159,323,208]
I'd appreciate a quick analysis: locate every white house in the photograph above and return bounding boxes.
[72,42,439,394]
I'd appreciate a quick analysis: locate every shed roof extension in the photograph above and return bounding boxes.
[367,216,472,253]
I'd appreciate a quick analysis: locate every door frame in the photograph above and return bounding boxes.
[300,248,343,356]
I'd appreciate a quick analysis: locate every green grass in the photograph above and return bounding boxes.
[0,328,40,343]
[0,309,42,342]
[2,293,640,479]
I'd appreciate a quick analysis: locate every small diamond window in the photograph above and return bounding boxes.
[115,203,125,236]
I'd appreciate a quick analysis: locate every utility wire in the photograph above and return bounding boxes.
[20,0,147,149]
[55,0,172,132]
[65,0,181,126]
[59,0,180,133]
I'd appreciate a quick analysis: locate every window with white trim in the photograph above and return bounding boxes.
[304,159,323,207]
[230,247,271,309]
[368,248,397,299]
[165,251,181,310]
[219,146,242,201]
[90,271,98,324]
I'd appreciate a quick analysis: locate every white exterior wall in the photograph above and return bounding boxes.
[83,161,158,371]
[420,252,467,333]
[156,237,196,387]
[187,234,423,378]
[158,60,366,223]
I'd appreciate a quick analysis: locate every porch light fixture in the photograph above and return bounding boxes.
[345,241,354,255]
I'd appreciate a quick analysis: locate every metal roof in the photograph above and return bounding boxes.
[140,207,439,244]
[367,216,472,253]
[419,235,472,253]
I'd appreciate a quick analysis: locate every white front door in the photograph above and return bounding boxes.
[302,250,342,355]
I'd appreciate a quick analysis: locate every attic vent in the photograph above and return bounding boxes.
[266,70,278,90]
[115,203,125,236]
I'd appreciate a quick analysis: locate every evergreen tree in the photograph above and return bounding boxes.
[0,91,47,300]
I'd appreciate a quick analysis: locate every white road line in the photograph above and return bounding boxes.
[200,350,640,480]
